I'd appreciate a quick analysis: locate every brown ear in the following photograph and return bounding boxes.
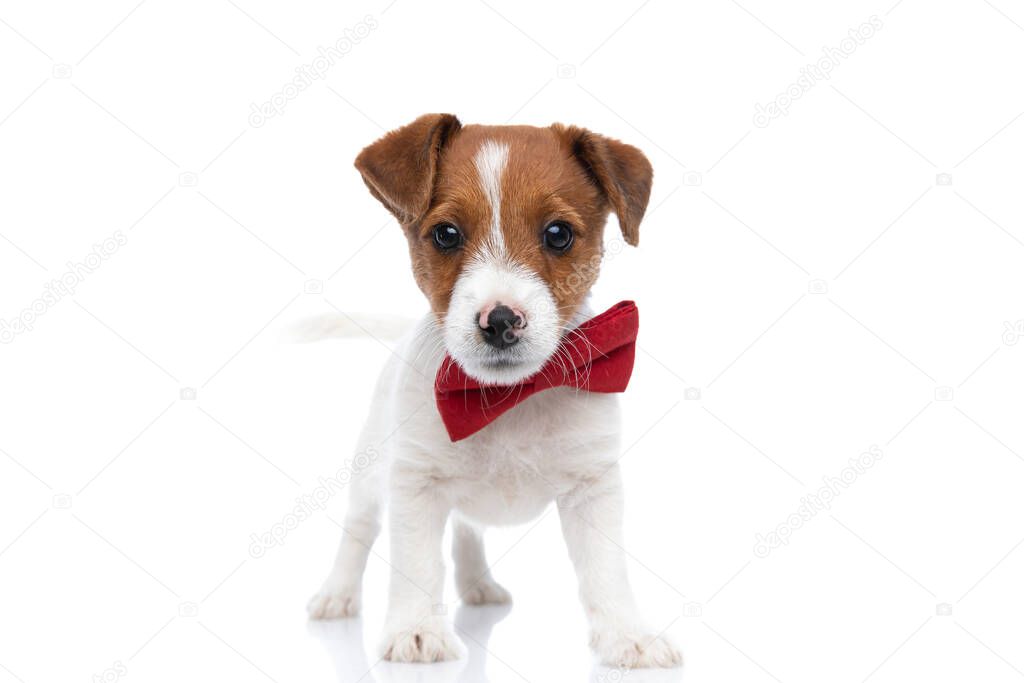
[354,113,462,225]
[553,124,653,246]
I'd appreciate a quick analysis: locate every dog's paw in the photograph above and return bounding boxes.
[379,619,466,663]
[307,585,361,619]
[591,629,682,669]
[459,578,512,606]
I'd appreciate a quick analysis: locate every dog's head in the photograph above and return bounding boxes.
[355,114,652,385]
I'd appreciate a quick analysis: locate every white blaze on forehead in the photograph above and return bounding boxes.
[473,140,510,257]
[448,140,562,384]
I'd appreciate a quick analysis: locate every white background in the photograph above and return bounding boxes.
[2,1,1024,681]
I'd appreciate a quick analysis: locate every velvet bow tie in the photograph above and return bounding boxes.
[434,301,639,441]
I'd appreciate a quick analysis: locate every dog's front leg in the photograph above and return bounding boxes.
[558,465,682,668]
[379,467,465,663]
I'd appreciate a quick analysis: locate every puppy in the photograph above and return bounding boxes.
[308,114,680,668]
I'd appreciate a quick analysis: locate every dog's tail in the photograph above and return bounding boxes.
[286,312,416,343]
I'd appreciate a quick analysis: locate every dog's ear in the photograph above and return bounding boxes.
[355,113,462,225]
[552,124,653,246]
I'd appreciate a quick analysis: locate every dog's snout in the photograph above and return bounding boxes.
[479,304,526,350]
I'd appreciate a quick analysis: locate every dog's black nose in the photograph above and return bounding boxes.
[481,305,523,349]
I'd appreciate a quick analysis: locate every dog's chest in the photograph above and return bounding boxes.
[444,388,621,524]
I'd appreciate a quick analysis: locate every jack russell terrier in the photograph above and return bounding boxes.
[308,114,681,668]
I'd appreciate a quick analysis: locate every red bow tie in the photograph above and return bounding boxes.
[434,301,639,441]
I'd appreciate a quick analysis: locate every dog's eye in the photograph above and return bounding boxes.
[432,223,463,251]
[542,222,573,253]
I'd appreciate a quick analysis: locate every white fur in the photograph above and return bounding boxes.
[308,315,681,668]
[285,312,413,343]
[473,140,510,258]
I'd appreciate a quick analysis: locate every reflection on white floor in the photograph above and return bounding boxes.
[307,604,684,683]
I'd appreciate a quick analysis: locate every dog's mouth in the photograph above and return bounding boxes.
[449,344,551,386]
[477,348,532,368]
[479,352,524,369]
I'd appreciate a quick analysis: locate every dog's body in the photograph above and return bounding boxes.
[308,115,680,668]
